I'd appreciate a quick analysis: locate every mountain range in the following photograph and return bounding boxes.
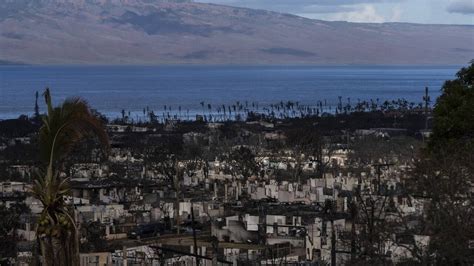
[1,0,473,65]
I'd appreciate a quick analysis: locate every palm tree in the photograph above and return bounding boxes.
[200,101,205,116]
[32,88,109,266]
[34,91,40,118]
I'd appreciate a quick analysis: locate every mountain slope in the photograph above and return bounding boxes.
[0,0,473,64]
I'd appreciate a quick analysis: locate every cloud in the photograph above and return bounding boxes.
[198,0,401,6]
[296,5,357,14]
[447,0,474,14]
[330,4,385,22]
[391,5,402,21]
[197,0,403,14]
[197,0,407,23]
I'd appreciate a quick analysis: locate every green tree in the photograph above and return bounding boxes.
[410,62,474,264]
[411,146,474,264]
[32,88,109,266]
[430,60,474,151]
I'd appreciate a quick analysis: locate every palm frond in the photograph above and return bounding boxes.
[39,96,109,163]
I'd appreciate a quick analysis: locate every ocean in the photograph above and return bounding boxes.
[0,65,460,120]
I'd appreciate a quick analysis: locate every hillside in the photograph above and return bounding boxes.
[0,0,473,64]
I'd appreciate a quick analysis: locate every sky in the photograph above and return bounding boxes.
[196,0,474,24]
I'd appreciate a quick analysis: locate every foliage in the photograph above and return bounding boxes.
[410,142,474,264]
[0,119,38,138]
[285,127,336,179]
[221,146,258,180]
[350,136,420,165]
[409,62,474,264]
[430,61,474,151]
[80,221,107,253]
[0,203,30,261]
[38,89,109,164]
[32,88,109,266]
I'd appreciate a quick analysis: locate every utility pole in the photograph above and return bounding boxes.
[423,87,431,131]
[373,163,394,194]
[350,201,357,263]
[191,202,200,266]
[211,236,219,266]
[123,246,128,266]
[258,205,267,245]
[323,199,337,266]
[34,91,39,119]
[331,218,336,266]
[423,87,430,115]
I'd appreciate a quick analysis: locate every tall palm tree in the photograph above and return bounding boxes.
[32,88,109,266]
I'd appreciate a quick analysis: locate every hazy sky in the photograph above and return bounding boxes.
[197,0,474,24]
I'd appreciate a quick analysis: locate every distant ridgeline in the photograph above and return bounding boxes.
[0,0,191,6]
[1,0,472,64]
[0,0,191,13]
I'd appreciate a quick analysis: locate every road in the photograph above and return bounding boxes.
[109,232,266,250]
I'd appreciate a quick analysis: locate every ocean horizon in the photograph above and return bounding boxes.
[0,65,460,120]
